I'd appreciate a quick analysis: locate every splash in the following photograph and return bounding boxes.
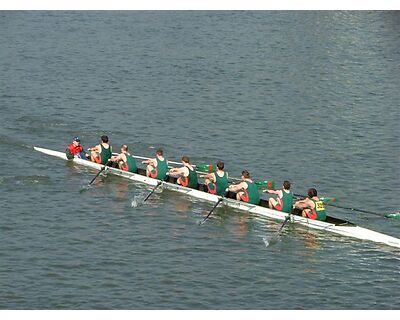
[263,235,280,248]
[131,194,145,208]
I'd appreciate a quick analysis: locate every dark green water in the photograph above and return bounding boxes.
[0,11,399,309]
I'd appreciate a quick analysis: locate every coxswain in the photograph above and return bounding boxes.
[168,156,198,189]
[110,144,137,173]
[87,135,112,165]
[142,148,169,181]
[66,136,85,160]
[204,161,229,196]
[228,170,260,205]
[264,180,293,213]
[294,188,327,221]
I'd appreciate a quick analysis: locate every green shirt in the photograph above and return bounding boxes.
[311,198,327,221]
[244,180,260,205]
[125,153,137,173]
[187,167,198,189]
[155,157,168,180]
[281,190,294,213]
[214,171,229,196]
[99,144,112,165]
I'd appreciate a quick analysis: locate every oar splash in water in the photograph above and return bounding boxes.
[263,216,291,247]
[79,160,112,193]
[131,182,163,207]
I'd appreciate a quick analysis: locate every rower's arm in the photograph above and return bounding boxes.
[168,167,187,177]
[111,154,123,162]
[88,144,101,152]
[142,158,156,166]
[228,182,245,192]
[265,189,279,195]
[294,198,310,209]
[203,172,215,181]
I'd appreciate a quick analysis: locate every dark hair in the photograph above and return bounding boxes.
[242,170,250,179]
[182,156,190,163]
[156,149,163,156]
[101,135,109,143]
[121,144,128,152]
[308,188,318,198]
[217,161,224,170]
[283,180,291,190]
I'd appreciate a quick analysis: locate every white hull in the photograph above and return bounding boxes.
[34,146,400,249]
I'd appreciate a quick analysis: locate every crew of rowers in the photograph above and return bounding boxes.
[66,135,327,221]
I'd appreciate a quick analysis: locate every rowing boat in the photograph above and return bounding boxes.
[34,146,400,249]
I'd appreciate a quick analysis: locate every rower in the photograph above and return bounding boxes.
[204,161,229,196]
[66,136,86,160]
[168,156,198,189]
[264,180,293,213]
[110,144,137,173]
[294,188,327,221]
[87,135,112,165]
[228,170,260,205]
[142,148,169,181]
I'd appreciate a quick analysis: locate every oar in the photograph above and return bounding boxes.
[79,160,112,193]
[131,181,163,208]
[293,193,337,204]
[196,164,275,187]
[199,197,223,225]
[263,215,291,247]
[88,160,112,186]
[277,215,291,234]
[143,181,162,202]
[326,203,398,218]
[254,180,275,190]
[130,154,185,167]
[294,193,399,219]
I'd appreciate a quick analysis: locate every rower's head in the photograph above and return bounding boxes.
[121,144,128,153]
[181,156,190,164]
[101,135,109,143]
[241,170,250,180]
[156,149,163,156]
[308,188,318,198]
[72,136,81,146]
[217,161,224,171]
[283,180,291,190]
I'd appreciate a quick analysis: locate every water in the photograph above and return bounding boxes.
[0,11,399,309]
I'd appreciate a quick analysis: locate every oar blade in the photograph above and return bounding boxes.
[321,197,338,204]
[255,180,275,190]
[196,163,216,173]
[385,212,400,220]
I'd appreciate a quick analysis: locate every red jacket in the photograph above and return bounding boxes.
[67,143,83,155]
